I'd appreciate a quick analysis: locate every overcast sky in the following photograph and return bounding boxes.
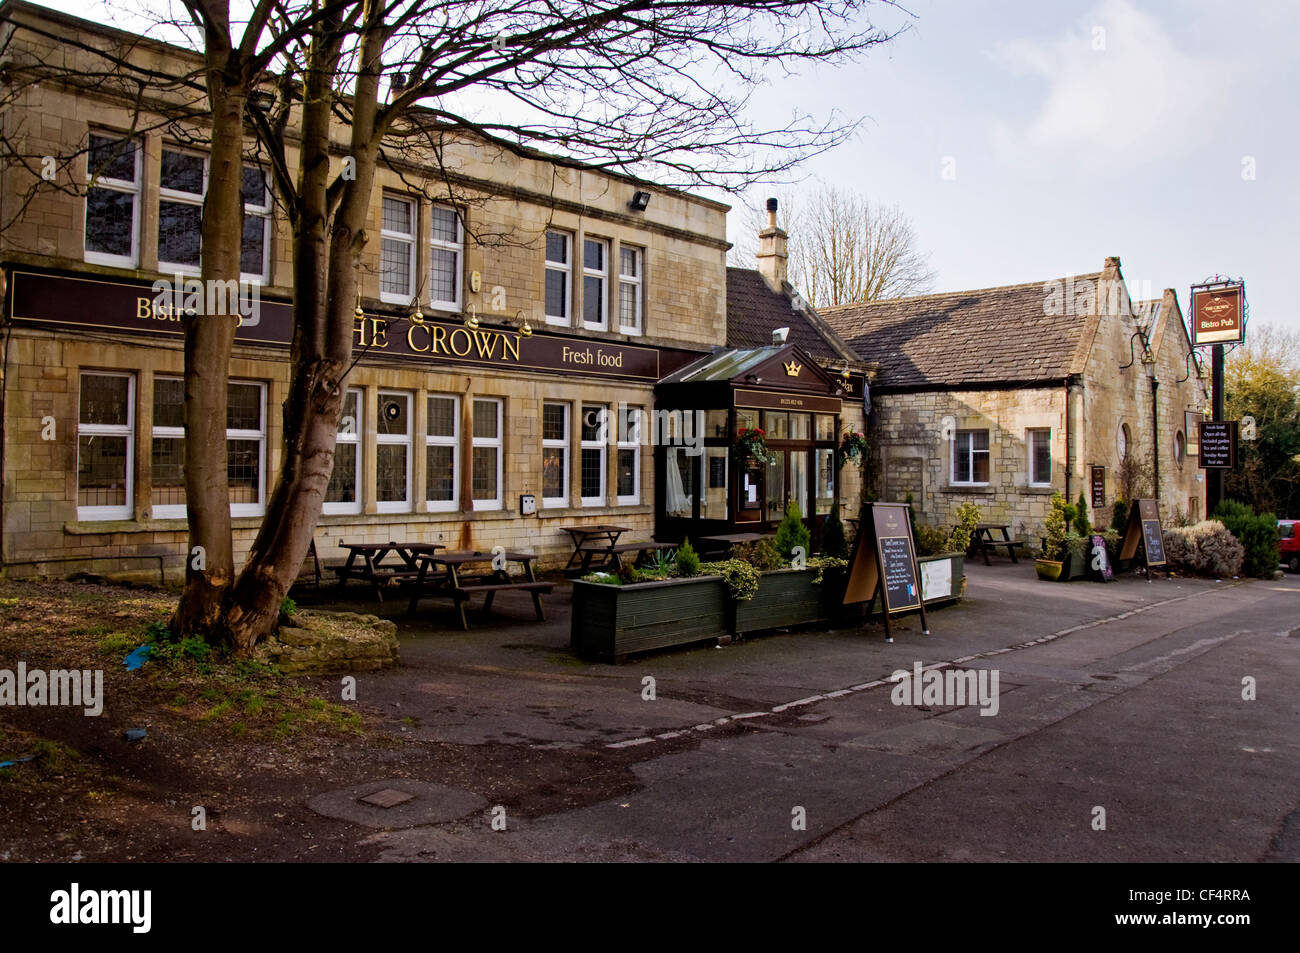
[726,0,1299,335]
[31,0,1299,336]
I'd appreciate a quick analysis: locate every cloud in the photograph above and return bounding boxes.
[987,0,1230,170]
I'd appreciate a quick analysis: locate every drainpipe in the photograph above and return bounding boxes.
[1150,375,1160,501]
[1064,376,1083,502]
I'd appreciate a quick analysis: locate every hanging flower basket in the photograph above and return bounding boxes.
[837,430,869,468]
[732,427,776,466]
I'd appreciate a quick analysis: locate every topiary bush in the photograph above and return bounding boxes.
[914,525,949,557]
[1074,491,1091,537]
[674,539,700,577]
[774,501,811,560]
[1110,498,1129,535]
[1163,520,1245,577]
[821,500,849,559]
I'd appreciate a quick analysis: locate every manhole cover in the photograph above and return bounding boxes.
[359,788,416,809]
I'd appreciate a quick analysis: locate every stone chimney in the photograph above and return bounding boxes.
[756,197,788,291]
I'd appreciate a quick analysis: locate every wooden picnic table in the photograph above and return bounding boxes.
[332,541,445,602]
[971,523,1023,566]
[559,524,630,570]
[696,532,771,557]
[406,549,552,630]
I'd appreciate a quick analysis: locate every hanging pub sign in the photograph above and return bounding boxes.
[1198,421,1237,468]
[1090,465,1107,509]
[1190,282,1245,346]
[843,501,929,643]
[1119,499,1167,574]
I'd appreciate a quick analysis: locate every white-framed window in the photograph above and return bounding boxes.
[376,391,412,513]
[324,388,363,515]
[582,237,608,330]
[425,393,459,512]
[429,204,463,312]
[471,397,503,510]
[150,375,187,518]
[618,245,643,335]
[545,229,571,326]
[380,194,417,304]
[541,402,569,508]
[157,147,206,272]
[580,404,608,506]
[1174,430,1186,467]
[241,166,271,282]
[84,133,141,268]
[227,381,266,517]
[952,429,990,485]
[1028,428,1051,486]
[77,371,134,520]
[616,405,641,505]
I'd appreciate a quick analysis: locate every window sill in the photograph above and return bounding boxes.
[1023,485,1057,494]
[536,504,652,520]
[939,484,995,495]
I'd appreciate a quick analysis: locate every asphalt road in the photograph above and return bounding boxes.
[355,563,1300,862]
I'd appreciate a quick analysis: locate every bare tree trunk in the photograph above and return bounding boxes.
[223,12,382,653]
[173,47,244,639]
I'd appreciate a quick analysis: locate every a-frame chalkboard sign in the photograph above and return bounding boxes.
[842,502,930,642]
[1118,498,1167,580]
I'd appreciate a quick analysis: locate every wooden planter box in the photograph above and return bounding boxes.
[571,576,728,663]
[729,568,848,637]
[919,553,965,604]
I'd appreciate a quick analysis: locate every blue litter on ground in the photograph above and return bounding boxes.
[122,729,147,743]
[0,755,36,769]
[123,644,152,670]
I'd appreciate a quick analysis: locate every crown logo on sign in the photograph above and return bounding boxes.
[783,360,801,377]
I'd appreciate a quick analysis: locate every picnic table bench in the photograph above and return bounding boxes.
[969,524,1028,566]
[407,550,551,630]
[575,540,676,573]
[696,532,771,558]
[331,541,445,602]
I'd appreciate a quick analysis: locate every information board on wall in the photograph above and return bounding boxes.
[1090,465,1106,510]
[1198,421,1238,469]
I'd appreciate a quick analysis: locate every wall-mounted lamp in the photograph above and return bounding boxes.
[841,364,851,380]
[516,309,533,338]
[354,293,364,319]
[1176,351,1206,383]
[1119,329,1155,370]
[464,304,479,331]
[409,305,424,325]
[629,190,651,212]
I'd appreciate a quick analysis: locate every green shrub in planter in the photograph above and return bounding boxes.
[674,539,701,577]
[775,502,811,559]
[822,500,849,558]
[1073,491,1091,536]
[948,501,981,554]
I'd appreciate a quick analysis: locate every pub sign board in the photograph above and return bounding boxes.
[1190,283,1245,346]
[1119,498,1167,570]
[1198,421,1238,469]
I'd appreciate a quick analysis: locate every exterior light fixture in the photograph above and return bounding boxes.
[354,294,364,318]
[629,190,651,212]
[465,304,479,331]
[1119,329,1152,370]
[516,310,533,338]
[841,364,851,380]
[409,306,424,325]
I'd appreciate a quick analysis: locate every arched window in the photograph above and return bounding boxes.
[1174,430,1186,466]
[1118,423,1130,461]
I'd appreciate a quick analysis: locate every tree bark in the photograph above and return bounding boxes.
[172,33,244,640]
[223,9,383,653]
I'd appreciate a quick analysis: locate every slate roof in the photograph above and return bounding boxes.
[820,274,1105,389]
[726,267,858,365]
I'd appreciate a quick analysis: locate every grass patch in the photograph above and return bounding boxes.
[98,631,139,657]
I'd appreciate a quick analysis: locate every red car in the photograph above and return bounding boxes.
[1281,520,1300,573]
